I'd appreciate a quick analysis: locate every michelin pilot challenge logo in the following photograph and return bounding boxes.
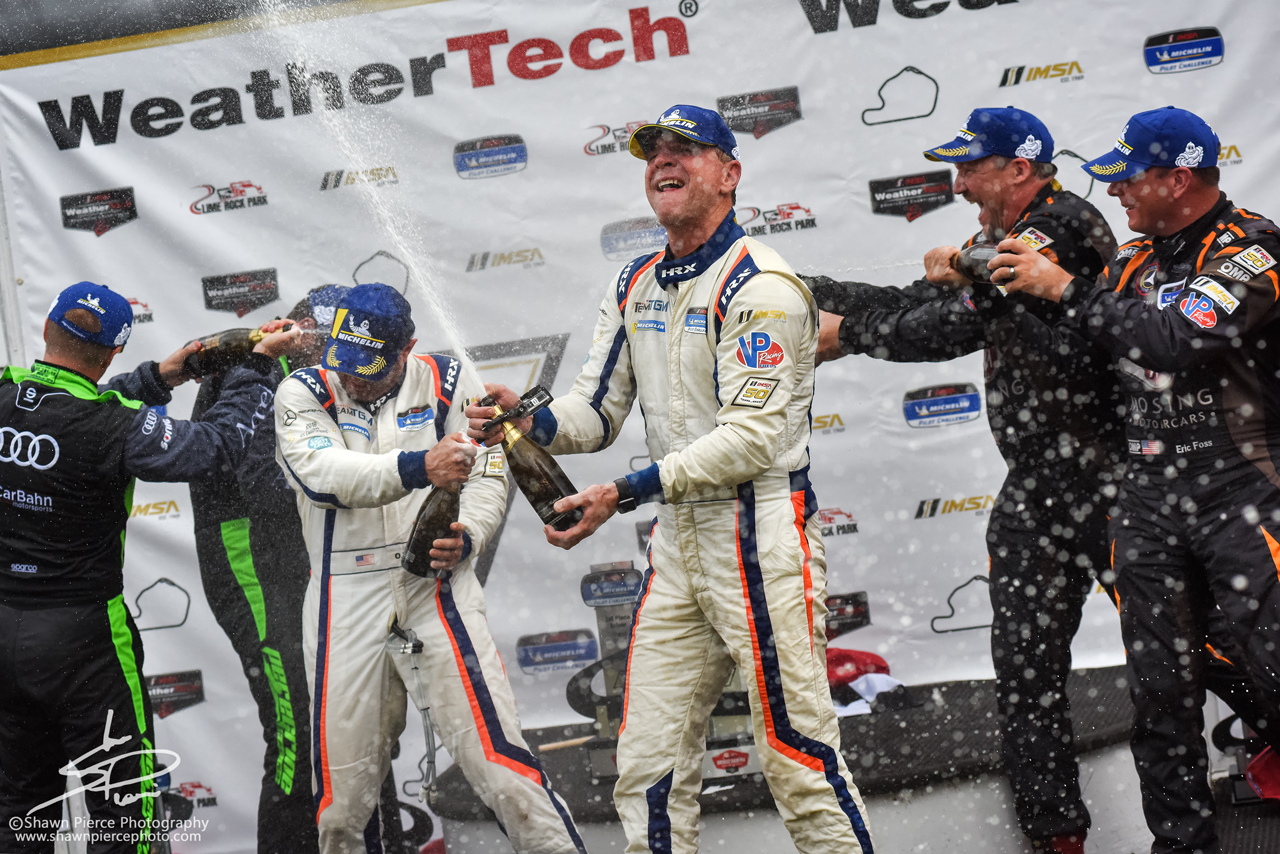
[903,383,982,428]
[1144,28,1225,74]
[454,135,527,179]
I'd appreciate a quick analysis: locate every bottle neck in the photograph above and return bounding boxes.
[490,402,525,449]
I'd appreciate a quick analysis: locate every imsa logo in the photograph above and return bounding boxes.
[914,495,994,519]
[999,61,1084,86]
[466,247,545,272]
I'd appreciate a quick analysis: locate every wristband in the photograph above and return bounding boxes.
[614,477,638,514]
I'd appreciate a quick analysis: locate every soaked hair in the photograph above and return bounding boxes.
[990,154,1058,180]
[45,310,114,370]
[713,147,738,205]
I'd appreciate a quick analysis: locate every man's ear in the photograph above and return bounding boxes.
[1169,167,1196,199]
[724,160,742,197]
[400,338,418,363]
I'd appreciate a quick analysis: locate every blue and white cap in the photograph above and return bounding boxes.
[47,281,133,349]
[1082,106,1219,182]
[924,106,1055,164]
[324,283,414,381]
[628,104,740,160]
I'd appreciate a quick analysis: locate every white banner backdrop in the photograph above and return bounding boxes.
[0,0,1274,850]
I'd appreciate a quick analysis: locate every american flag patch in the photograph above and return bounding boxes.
[1128,439,1165,456]
[355,554,376,567]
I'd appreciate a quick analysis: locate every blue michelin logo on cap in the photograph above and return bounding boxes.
[903,383,983,428]
[454,135,528,179]
[1144,28,1224,74]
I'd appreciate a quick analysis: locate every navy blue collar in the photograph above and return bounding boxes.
[652,210,746,289]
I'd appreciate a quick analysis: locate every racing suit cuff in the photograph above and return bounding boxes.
[397,450,431,490]
[970,281,1012,319]
[460,531,473,561]
[1060,276,1092,310]
[143,361,175,404]
[529,407,558,446]
[836,314,867,355]
[625,463,665,506]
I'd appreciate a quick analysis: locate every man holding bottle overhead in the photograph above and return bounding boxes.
[804,106,1122,854]
[273,284,586,854]
[468,106,873,854]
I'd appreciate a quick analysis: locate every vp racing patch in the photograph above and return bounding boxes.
[735,332,785,369]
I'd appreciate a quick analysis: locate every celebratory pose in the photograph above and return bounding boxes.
[0,283,295,854]
[275,284,584,854]
[805,106,1120,853]
[190,286,358,854]
[994,106,1280,854]
[469,106,873,854]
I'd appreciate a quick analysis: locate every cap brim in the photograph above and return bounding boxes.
[326,340,393,381]
[923,138,986,162]
[1080,150,1144,182]
[628,124,716,159]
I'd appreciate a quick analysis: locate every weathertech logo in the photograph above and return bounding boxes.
[915,495,994,518]
[320,166,398,190]
[999,61,1084,86]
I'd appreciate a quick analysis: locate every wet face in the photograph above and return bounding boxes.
[953,156,1019,240]
[336,339,415,402]
[641,131,737,232]
[1107,168,1181,235]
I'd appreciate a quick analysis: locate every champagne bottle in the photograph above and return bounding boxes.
[182,324,291,378]
[480,394,584,532]
[402,484,460,578]
[950,244,1000,284]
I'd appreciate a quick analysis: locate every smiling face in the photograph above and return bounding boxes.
[640,130,739,235]
[1106,168,1183,235]
[953,156,1023,240]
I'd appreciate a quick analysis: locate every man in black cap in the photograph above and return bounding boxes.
[807,106,1118,854]
[0,282,297,854]
[995,105,1280,854]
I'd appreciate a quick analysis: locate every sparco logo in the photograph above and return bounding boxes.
[585,121,648,156]
[717,87,802,139]
[202,268,279,317]
[798,0,1018,33]
[190,180,268,214]
[320,166,399,190]
[60,187,137,236]
[0,428,60,470]
[869,170,953,221]
[35,9,687,152]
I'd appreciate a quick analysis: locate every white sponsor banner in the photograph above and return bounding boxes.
[1,0,1273,850]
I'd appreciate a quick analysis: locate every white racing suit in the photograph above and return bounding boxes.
[528,212,874,853]
[275,355,585,854]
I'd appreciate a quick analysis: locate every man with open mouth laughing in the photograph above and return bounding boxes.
[468,105,873,854]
